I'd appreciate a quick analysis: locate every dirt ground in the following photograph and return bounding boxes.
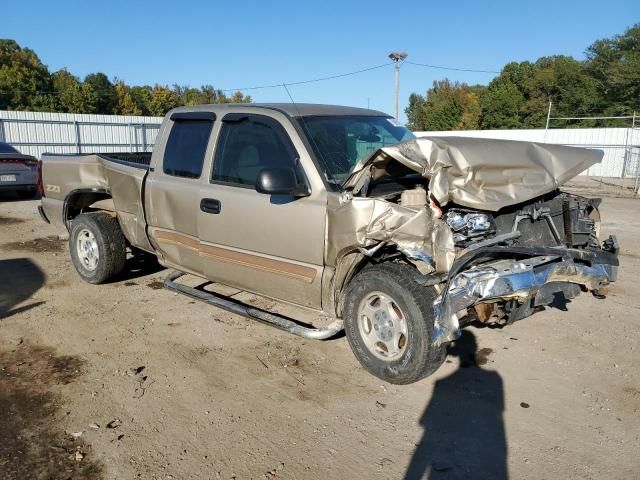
[1,190,639,480]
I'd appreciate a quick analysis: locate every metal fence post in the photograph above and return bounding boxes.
[0,118,5,142]
[142,125,148,152]
[74,121,81,153]
[634,147,640,194]
[633,112,639,194]
[128,123,134,152]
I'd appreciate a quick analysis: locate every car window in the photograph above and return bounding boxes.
[163,120,213,179]
[212,115,299,187]
[0,142,19,154]
[300,116,415,184]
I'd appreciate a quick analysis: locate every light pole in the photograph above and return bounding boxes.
[388,51,408,121]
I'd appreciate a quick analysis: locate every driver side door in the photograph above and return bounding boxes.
[197,113,327,309]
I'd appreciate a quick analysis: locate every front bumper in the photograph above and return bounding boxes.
[433,243,618,344]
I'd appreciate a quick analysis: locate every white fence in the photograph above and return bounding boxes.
[414,128,640,178]
[1,111,638,179]
[0,110,163,158]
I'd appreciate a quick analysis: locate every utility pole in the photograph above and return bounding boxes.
[545,99,552,130]
[388,51,408,121]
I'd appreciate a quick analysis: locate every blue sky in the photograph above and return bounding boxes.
[3,0,638,121]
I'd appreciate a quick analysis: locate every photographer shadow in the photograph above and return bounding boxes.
[404,330,507,480]
[0,258,46,320]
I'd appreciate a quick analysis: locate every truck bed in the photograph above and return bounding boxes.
[40,152,152,251]
[43,151,152,168]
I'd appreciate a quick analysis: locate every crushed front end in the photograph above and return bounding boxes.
[433,191,619,344]
[339,136,620,345]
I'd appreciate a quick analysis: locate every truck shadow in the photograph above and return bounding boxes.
[404,330,508,480]
[0,258,46,320]
[109,249,165,283]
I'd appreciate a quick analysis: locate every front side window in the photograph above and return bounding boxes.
[163,120,213,178]
[300,115,415,184]
[212,115,299,187]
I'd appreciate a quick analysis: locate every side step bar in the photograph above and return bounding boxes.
[164,271,344,340]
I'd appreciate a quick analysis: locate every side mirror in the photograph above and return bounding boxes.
[255,168,309,197]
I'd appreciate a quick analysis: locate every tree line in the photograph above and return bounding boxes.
[0,39,251,116]
[406,24,639,130]
[2,24,638,126]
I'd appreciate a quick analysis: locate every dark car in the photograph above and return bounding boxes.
[0,142,39,199]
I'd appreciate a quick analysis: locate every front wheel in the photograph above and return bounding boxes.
[69,212,126,284]
[343,263,446,384]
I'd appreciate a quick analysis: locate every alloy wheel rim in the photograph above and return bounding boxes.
[357,291,408,361]
[76,228,99,271]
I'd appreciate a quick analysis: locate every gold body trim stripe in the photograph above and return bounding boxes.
[154,230,317,283]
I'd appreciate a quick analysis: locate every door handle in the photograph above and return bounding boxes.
[200,198,221,214]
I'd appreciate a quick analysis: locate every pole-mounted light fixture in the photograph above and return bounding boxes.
[388,52,408,120]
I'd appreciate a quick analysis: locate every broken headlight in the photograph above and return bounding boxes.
[444,210,496,244]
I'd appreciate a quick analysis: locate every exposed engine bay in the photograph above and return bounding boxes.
[336,136,619,345]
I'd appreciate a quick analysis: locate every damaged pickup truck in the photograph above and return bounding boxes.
[38,104,619,384]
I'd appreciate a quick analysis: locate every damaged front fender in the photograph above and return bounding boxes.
[326,192,456,313]
[326,193,455,272]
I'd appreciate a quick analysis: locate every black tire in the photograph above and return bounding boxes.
[69,212,126,284]
[343,262,446,385]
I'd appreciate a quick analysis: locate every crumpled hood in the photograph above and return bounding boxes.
[344,136,603,211]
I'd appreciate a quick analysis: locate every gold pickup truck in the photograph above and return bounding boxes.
[38,103,619,384]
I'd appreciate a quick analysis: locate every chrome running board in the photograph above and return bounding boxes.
[164,271,343,340]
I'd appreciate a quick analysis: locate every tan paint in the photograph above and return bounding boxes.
[39,153,154,252]
[89,199,115,211]
[199,244,316,283]
[42,104,601,320]
[323,191,456,314]
[344,136,604,211]
[153,230,200,251]
[153,230,317,283]
[141,107,328,308]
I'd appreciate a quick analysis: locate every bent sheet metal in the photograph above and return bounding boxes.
[344,136,603,211]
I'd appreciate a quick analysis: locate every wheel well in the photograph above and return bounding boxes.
[333,247,418,317]
[63,189,113,229]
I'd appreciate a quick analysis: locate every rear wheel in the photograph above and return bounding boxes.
[69,212,126,284]
[343,263,446,384]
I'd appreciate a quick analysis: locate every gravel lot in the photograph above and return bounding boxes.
[1,191,639,480]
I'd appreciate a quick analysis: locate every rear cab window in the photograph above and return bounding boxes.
[163,114,215,179]
[211,114,302,187]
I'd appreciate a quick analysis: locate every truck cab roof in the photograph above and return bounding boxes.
[168,103,390,118]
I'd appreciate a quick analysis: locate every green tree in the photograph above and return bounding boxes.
[147,85,179,116]
[479,82,524,129]
[114,81,142,115]
[520,56,599,127]
[51,69,98,113]
[130,86,154,115]
[585,23,640,122]
[479,62,531,129]
[173,84,251,106]
[84,72,116,113]
[225,90,252,103]
[0,39,54,110]
[406,79,481,131]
